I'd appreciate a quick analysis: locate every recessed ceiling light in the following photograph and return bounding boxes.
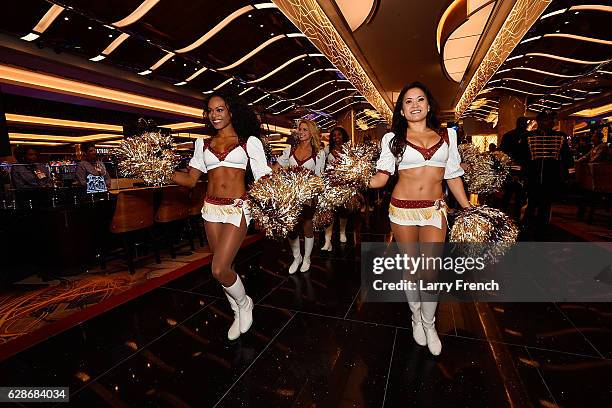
[64,17,69,21]
[183,63,187,67]
[248,14,252,18]
[108,34,113,38]
[260,24,263,28]
[88,26,92,30]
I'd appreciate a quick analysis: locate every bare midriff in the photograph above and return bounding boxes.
[206,167,247,198]
[392,166,445,201]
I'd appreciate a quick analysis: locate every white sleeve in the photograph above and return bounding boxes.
[188,138,207,173]
[444,128,465,179]
[277,146,291,168]
[375,133,396,176]
[315,150,326,176]
[246,137,273,181]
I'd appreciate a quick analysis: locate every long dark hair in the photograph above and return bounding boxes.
[390,82,440,158]
[203,91,260,143]
[329,126,350,150]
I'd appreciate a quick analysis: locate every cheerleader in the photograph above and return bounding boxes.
[276,119,326,273]
[172,92,272,341]
[369,82,470,355]
[321,126,350,251]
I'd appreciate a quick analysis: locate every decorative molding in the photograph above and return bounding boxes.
[454,0,551,119]
[272,0,392,122]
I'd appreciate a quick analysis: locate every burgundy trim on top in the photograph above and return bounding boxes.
[291,146,316,166]
[206,143,243,162]
[405,128,449,161]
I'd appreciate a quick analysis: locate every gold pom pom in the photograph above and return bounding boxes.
[460,147,512,195]
[248,167,324,239]
[114,131,178,186]
[312,143,377,229]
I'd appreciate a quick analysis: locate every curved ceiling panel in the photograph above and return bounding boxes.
[441,1,496,82]
[334,0,377,32]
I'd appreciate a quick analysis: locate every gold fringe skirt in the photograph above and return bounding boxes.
[388,198,447,229]
[201,195,251,228]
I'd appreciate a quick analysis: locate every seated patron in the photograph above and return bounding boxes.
[76,143,111,192]
[577,131,608,163]
[11,146,52,190]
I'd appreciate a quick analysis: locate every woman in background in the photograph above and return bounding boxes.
[321,126,350,251]
[277,119,326,274]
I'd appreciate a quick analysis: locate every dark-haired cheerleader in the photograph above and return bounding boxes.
[369,82,470,355]
[321,126,350,251]
[173,92,271,341]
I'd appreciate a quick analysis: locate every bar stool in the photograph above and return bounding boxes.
[155,185,191,258]
[189,181,207,247]
[109,189,159,274]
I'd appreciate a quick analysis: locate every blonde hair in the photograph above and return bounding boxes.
[297,119,321,153]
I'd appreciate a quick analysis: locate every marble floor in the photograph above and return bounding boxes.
[1,220,610,407]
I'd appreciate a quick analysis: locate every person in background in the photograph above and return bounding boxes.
[488,143,497,152]
[11,146,52,189]
[76,142,111,190]
[577,131,608,163]
[525,111,571,228]
[499,117,531,219]
[321,126,350,251]
[500,117,530,170]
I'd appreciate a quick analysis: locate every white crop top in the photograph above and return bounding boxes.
[375,128,464,179]
[277,145,326,176]
[189,136,272,181]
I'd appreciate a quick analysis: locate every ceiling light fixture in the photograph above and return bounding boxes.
[270,68,338,93]
[525,53,611,64]
[21,4,65,41]
[544,33,612,45]
[539,8,567,19]
[5,114,123,132]
[568,5,612,12]
[247,53,310,83]
[212,78,233,90]
[176,5,263,53]
[499,77,558,88]
[271,104,295,115]
[303,88,356,107]
[185,67,208,82]
[512,67,580,78]
[113,0,160,27]
[0,64,202,118]
[520,35,542,44]
[217,35,288,71]
[239,86,254,96]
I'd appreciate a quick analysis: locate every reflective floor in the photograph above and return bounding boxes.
[1,212,611,407]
